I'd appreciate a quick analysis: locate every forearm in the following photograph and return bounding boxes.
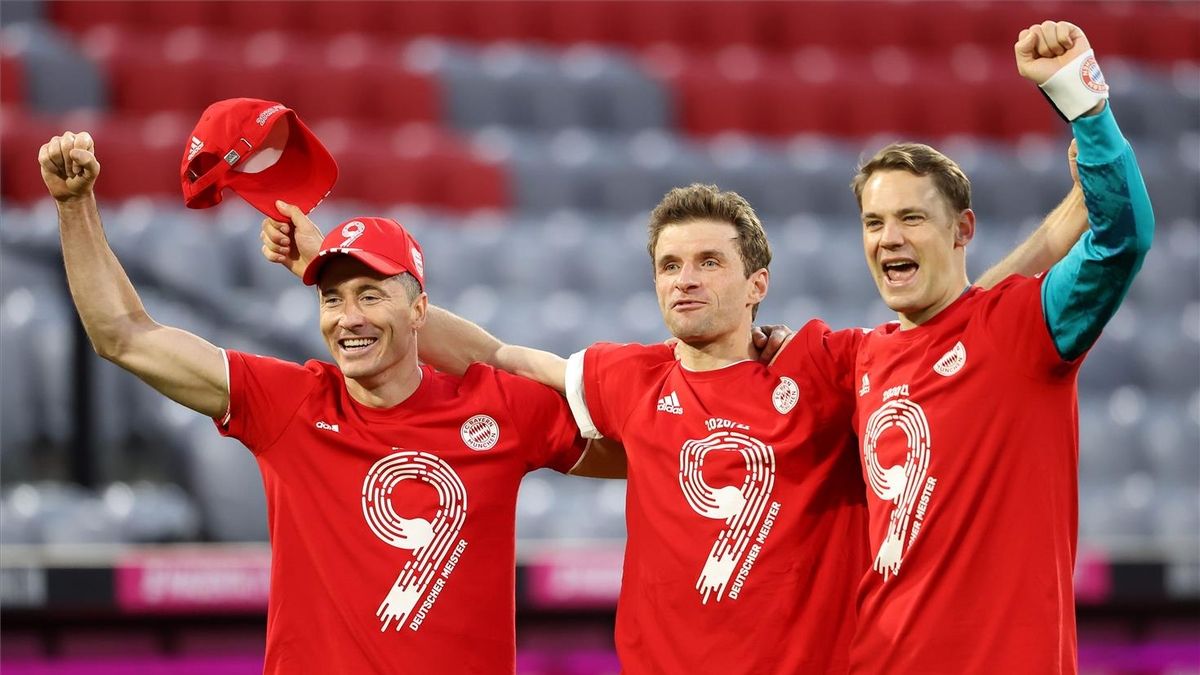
[418,305,504,375]
[419,306,569,389]
[976,186,1087,289]
[1042,106,1154,360]
[57,196,153,360]
[493,344,568,392]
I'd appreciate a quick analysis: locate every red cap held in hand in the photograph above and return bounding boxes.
[302,217,426,289]
[181,98,338,222]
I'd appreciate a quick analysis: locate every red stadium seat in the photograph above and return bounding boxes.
[48,1,138,35]
[296,1,382,37]
[387,1,456,41]
[441,155,508,211]
[462,1,544,44]
[0,109,60,203]
[690,1,767,51]
[620,1,692,48]
[544,1,618,46]
[140,1,215,32]
[1,53,26,108]
[219,1,306,34]
[673,71,757,137]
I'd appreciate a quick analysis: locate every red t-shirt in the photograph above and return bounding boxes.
[216,351,584,675]
[848,276,1083,674]
[570,320,868,674]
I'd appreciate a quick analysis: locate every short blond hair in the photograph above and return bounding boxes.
[851,143,971,213]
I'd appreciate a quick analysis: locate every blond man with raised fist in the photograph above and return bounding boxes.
[844,21,1152,674]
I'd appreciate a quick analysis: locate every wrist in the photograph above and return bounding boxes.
[55,193,96,210]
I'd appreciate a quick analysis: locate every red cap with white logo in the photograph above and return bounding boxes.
[302,217,426,289]
[180,98,338,222]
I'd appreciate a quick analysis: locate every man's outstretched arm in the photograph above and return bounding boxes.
[41,132,228,417]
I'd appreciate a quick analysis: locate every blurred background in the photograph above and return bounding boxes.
[0,1,1197,673]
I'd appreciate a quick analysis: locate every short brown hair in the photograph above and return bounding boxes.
[851,143,971,213]
[647,184,772,277]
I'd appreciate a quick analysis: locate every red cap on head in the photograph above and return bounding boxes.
[302,217,426,288]
[180,98,338,222]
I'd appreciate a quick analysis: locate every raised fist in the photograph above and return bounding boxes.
[38,131,100,202]
[1014,21,1092,86]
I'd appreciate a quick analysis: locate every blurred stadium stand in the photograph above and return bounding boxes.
[1,1,1198,673]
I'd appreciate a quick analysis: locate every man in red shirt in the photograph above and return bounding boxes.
[38,134,607,673]
[845,22,1152,673]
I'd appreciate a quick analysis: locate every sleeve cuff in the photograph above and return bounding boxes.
[216,348,232,427]
[1072,103,1125,165]
[564,349,603,440]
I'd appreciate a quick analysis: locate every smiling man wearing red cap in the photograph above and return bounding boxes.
[38,130,618,674]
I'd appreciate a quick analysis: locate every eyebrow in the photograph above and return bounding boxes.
[320,281,389,296]
[862,207,927,220]
[656,249,728,265]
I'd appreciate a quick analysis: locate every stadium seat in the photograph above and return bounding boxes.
[104,481,203,543]
[181,419,268,542]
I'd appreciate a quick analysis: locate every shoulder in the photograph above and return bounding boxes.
[586,341,675,370]
[972,274,1044,317]
[776,319,870,368]
[228,350,333,387]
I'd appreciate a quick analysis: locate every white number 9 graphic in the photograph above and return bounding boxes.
[678,431,776,604]
[862,397,931,581]
[362,450,467,631]
[339,220,367,248]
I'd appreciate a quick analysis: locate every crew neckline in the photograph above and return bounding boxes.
[346,364,433,420]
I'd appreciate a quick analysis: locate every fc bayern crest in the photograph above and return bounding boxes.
[772,377,800,414]
[460,415,499,451]
[1080,56,1107,93]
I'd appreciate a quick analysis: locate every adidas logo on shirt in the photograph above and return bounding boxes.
[315,420,340,433]
[657,391,683,415]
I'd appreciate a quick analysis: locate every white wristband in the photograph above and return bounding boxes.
[1038,49,1109,121]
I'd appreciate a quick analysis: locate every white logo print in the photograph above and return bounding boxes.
[460,415,499,451]
[315,420,340,433]
[859,373,871,397]
[362,451,468,632]
[657,391,683,415]
[255,104,286,126]
[862,391,935,581]
[338,220,366,248]
[772,377,799,414]
[187,136,204,161]
[679,431,777,603]
[411,248,424,277]
[933,341,966,377]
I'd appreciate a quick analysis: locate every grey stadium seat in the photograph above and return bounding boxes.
[180,418,268,542]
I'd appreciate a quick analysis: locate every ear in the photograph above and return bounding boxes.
[748,267,769,305]
[410,292,429,331]
[953,209,975,249]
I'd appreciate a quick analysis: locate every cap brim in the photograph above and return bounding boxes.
[301,250,410,286]
[228,113,339,222]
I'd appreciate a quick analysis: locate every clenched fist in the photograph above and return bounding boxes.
[38,131,100,203]
[1014,21,1091,86]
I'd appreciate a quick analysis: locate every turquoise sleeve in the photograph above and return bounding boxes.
[1041,104,1155,361]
